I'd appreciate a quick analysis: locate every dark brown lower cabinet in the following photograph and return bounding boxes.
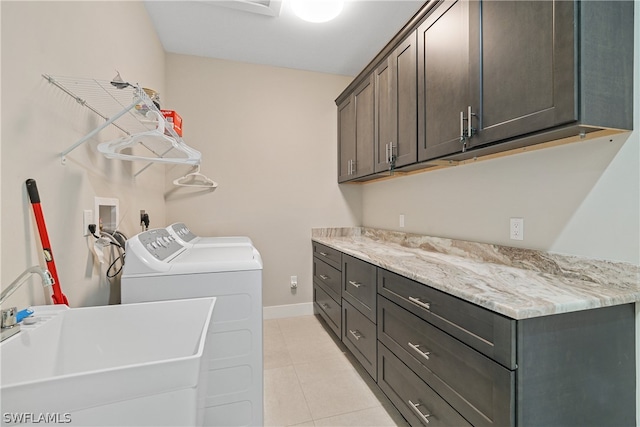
[311,241,637,427]
[313,284,341,337]
[378,343,472,427]
[378,296,513,427]
[515,304,636,427]
[342,299,377,381]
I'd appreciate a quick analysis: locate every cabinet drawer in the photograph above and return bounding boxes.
[378,343,472,427]
[314,284,341,338]
[378,268,515,369]
[343,255,377,322]
[312,242,342,270]
[313,258,341,302]
[378,296,514,427]
[342,299,377,380]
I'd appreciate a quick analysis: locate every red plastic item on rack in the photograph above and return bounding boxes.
[161,110,183,136]
[25,179,69,305]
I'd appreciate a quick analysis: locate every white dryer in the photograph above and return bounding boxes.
[167,222,253,247]
[121,228,263,427]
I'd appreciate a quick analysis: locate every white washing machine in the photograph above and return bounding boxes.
[167,222,253,248]
[121,228,263,427]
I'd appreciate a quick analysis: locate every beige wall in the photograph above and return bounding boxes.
[361,130,638,263]
[163,54,361,308]
[1,1,167,308]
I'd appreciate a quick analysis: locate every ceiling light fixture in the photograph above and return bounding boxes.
[291,0,344,23]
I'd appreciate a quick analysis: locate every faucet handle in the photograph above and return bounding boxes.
[1,307,18,328]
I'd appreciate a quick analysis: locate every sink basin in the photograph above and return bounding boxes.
[1,297,216,426]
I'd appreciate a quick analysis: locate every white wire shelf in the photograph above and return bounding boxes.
[43,74,201,175]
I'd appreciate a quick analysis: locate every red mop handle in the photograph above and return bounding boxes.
[25,179,68,305]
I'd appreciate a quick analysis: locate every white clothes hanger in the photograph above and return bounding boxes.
[173,165,218,189]
[97,111,201,165]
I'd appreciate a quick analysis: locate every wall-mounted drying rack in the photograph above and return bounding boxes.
[43,74,202,176]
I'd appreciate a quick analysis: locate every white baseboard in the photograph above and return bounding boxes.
[263,302,315,320]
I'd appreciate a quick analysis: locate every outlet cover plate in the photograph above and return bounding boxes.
[510,218,524,240]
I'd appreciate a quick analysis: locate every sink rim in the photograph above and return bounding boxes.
[1,298,215,394]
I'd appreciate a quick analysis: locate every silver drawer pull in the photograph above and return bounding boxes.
[349,329,362,340]
[408,296,430,310]
[319,252,328,257]
[408,400,431,425]
[348,280,362,288]
[321,303,330,310]
[408,342,431,361]
[319,274,329,280]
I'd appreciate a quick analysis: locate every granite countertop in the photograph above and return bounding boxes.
[312,227,640,320]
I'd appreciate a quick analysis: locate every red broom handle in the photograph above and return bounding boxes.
[25,179,69,305]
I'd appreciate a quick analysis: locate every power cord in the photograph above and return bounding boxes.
[141,213,150,231]
[87,225,128,279]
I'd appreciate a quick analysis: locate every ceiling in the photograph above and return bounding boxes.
[144,0,426,77]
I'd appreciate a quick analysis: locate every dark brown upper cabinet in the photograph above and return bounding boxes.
[337,0,634,181]
[418,0,634,163]
[417,0,471,161]
[374,31,418,173]
[338,74,375,182]
[466,0,577,149]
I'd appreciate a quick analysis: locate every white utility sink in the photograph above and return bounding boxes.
[1,297,216,426]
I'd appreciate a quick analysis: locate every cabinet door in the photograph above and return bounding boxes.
[337,97,356,182]
[375,32,417,173]
[417,0,470,162]
[378,343,473,427]
[314,284,341,338]
[374,57,393,172]
[394,33,418,168]
[353,74,375,179]
[342,300,377,380]
[468,0,576,148]
[343,255,377,322]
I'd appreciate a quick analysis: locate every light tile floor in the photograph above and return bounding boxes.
[263,315,409,427]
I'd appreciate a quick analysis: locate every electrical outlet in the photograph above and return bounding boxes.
[510,218,524,240]
[83,210,93,236]
[399,214,405,228]
[290,276,298,289]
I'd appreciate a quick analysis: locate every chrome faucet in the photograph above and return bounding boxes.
[0,266,55,306]
[1,266,55,342]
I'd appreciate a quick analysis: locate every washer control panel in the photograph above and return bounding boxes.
[170,222,197,243]
[137,228,184,260]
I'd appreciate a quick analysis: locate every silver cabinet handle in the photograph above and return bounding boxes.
[319,274,329,280]
[460,110,465,144]
[319,252,327,257]
[467,105,476,138]
[408,296,430,310]
[320,303,330,310]
[408,400,431,425]
[349,329,362,340]
[348,280,362,288]
[408,342,431,361]
[348,159,355,175]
